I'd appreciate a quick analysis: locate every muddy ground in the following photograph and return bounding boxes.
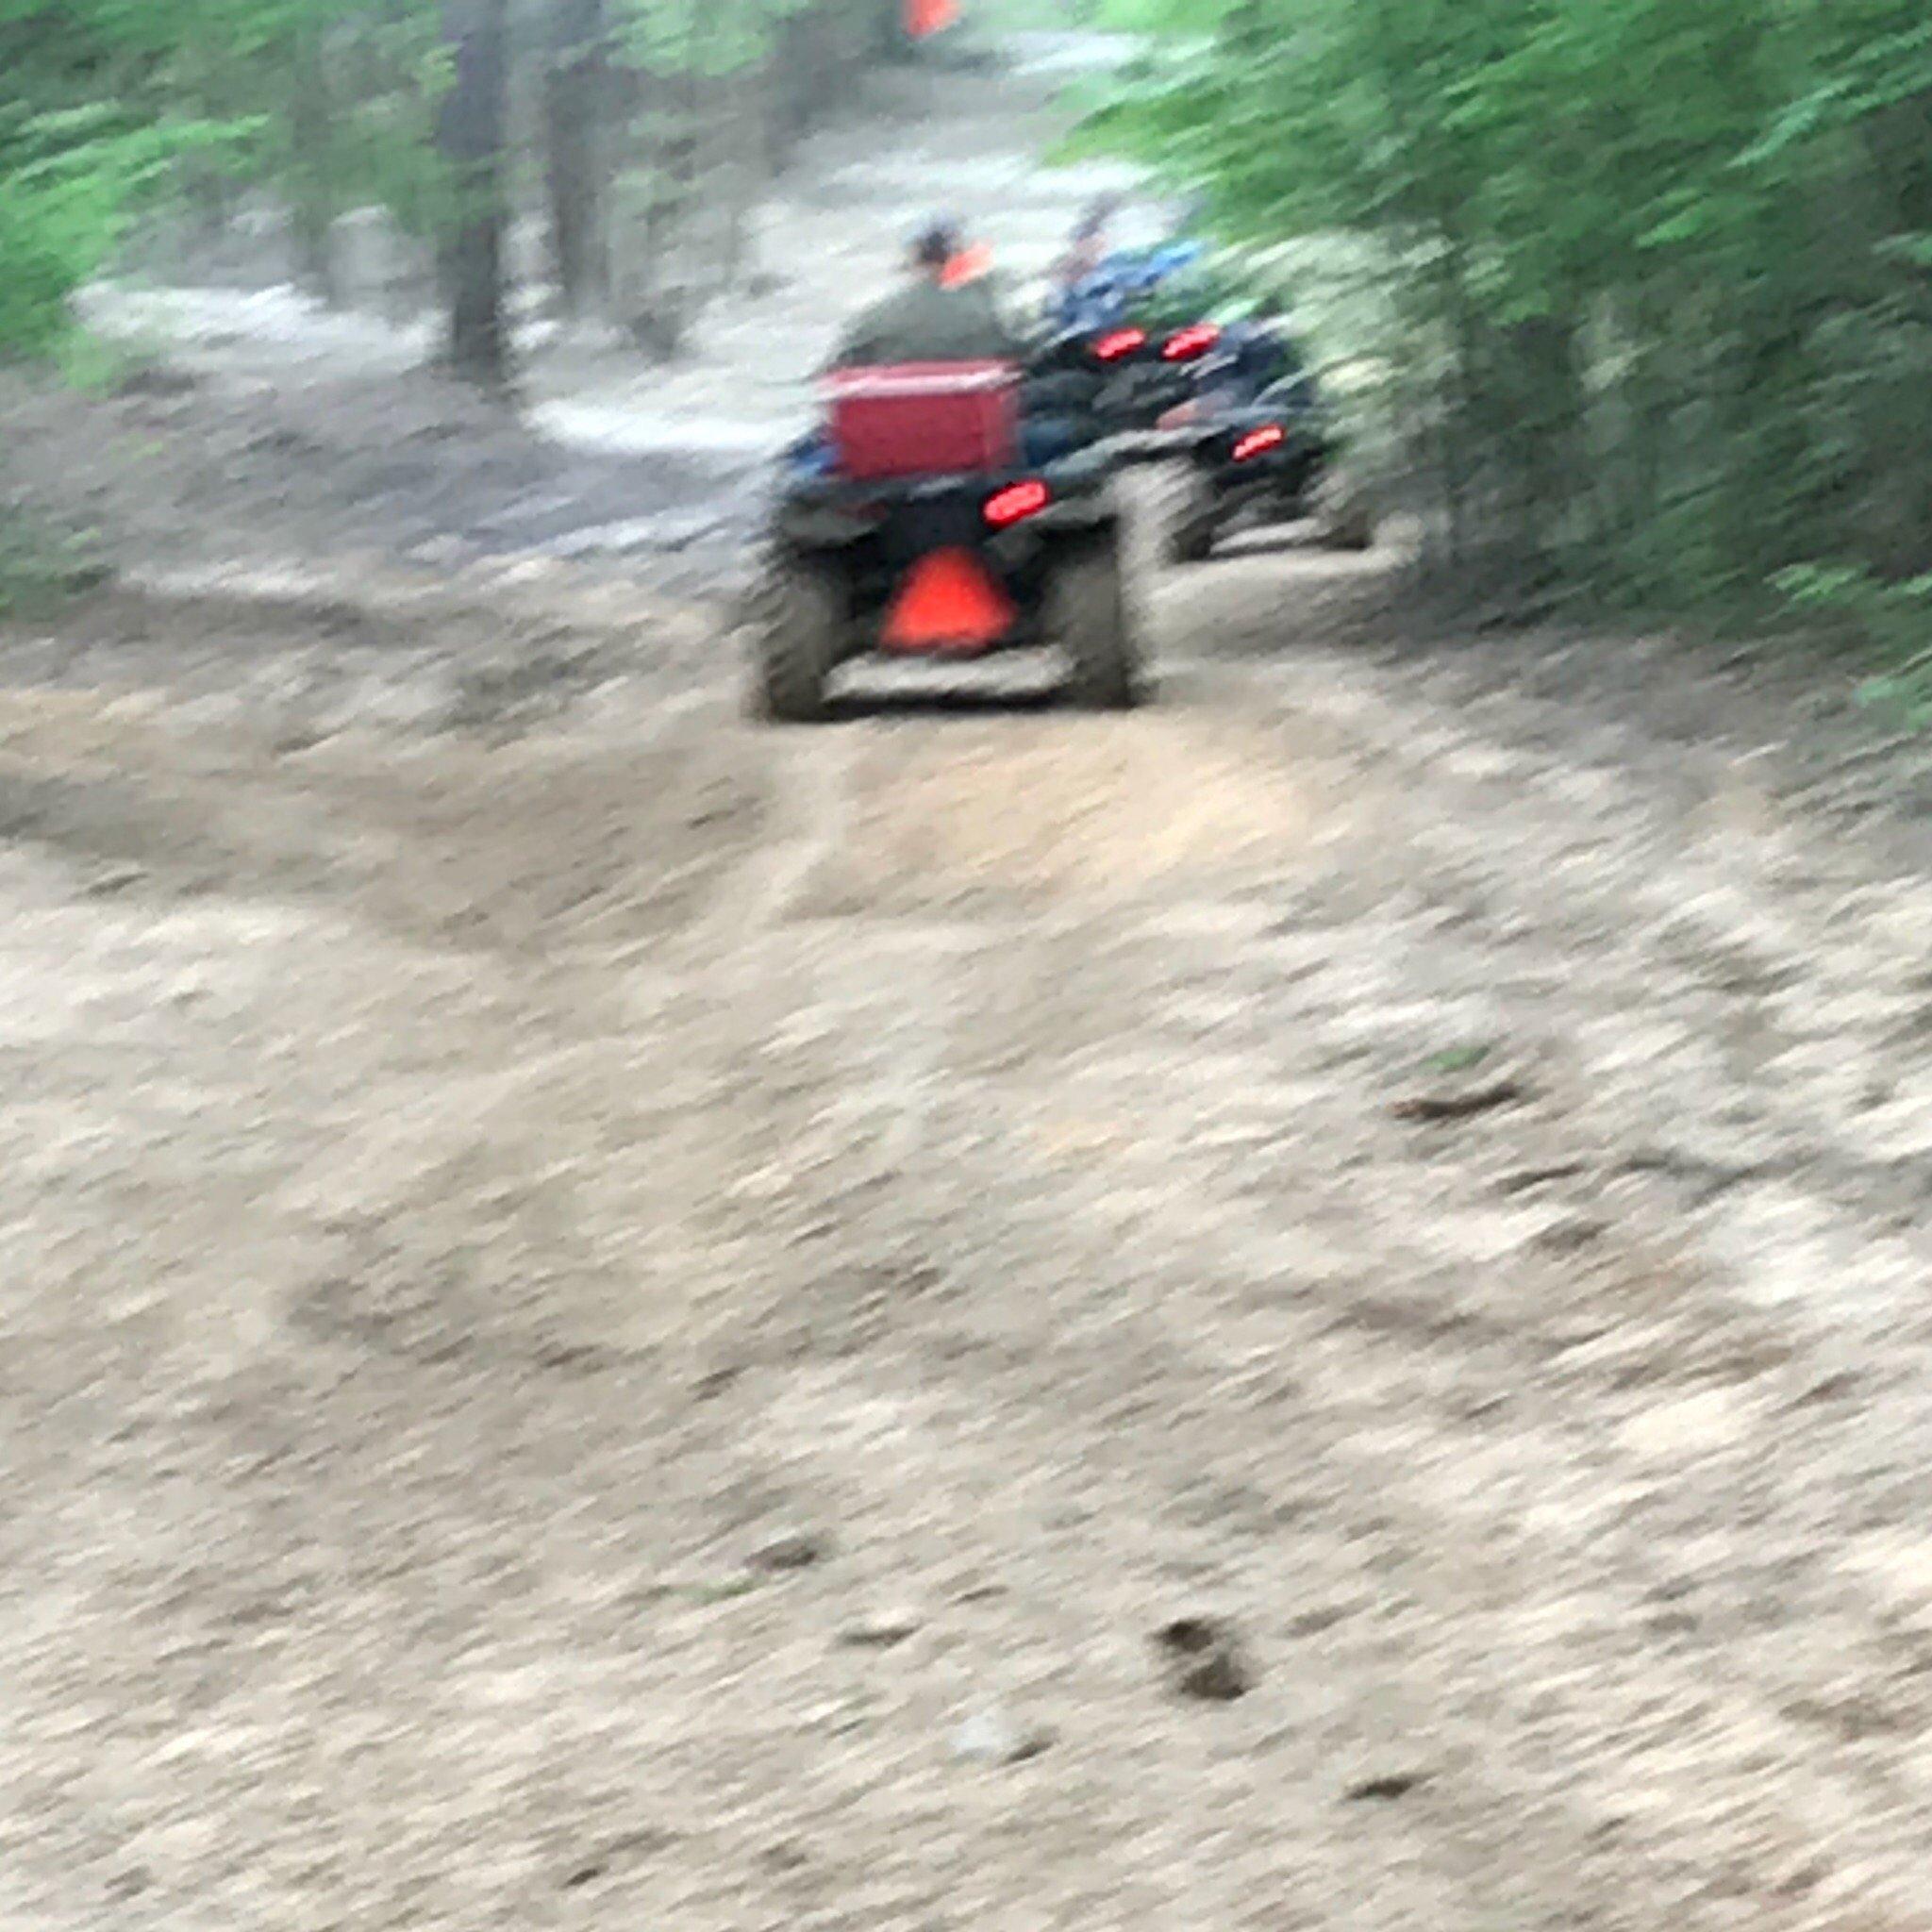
[7,32,1932,1932]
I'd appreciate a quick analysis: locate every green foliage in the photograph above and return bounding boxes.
[0,0,275,358]
[54,327,145,392]
[0,509,107,619]
[1074,0,1932,648]
[0,0,903,380]
[1778,564,1932,721]
[616,0,821,78]
[0,100,242,358]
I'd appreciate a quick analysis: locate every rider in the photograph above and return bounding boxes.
[824,215,1023,371]
[1053,196,1118,297]
[799,213,1093,470]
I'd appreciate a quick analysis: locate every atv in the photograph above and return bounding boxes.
[1035,242,1230,444]
[1156,341,1374,561]
[749,360,1141,722]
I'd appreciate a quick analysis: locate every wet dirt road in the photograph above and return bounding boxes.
[5,537,1932,1931]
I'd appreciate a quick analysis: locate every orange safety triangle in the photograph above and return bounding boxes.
[882,547,1015,652]
[905,0,959,39]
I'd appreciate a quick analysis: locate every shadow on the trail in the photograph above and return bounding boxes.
[825,685,1070,721]
[824,650,1104,719]
[825,672,1187,720]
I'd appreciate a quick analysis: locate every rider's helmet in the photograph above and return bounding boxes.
[911,214,962,272]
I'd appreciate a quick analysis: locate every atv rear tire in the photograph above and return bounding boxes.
[750,550,845,724]
[1161,467,1222,565]
[1313,468,1374,552]
[1056,533,1141,711]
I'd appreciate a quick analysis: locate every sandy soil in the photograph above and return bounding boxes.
[7,33,1932,1932]
[6,536,1932,1932]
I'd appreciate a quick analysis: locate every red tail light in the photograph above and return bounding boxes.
[1092,327,1147,362]
[1161,322,1221,362]
[1231,424,1286,462]
[984,479,1051,528]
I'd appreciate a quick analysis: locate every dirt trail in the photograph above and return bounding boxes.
[6,532,1932,1929]
[7,33,1932,1932]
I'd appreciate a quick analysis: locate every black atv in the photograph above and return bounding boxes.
[749,362,1141,723]
[1025,312,1227,447]
[1158,349,1374,562]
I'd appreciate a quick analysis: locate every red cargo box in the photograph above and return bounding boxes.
[822,361,1019,481]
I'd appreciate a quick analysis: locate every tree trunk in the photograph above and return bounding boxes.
[439,0,513,387]
[290,25,342,307]
[543,0,608,319]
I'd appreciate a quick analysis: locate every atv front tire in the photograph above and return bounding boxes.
[1056,532,1141,710]
[750,550,845,724]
